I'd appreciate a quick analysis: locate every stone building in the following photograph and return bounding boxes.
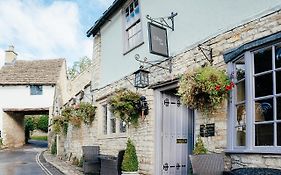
[53,1,281,175]
[0,46,68,148]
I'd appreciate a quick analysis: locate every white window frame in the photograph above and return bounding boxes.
[122,0,143,54]
[102,103,127,136]
[227,44,281,153]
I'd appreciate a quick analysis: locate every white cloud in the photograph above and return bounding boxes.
[0,0,93,66]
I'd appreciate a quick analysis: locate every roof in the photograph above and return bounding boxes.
[0,59,65,85]
[86,0,126,37]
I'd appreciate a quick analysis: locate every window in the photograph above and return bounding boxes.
[229,43,281,152]
[123,0,143,53]
[30,85,43,95]
[103,104,126,135]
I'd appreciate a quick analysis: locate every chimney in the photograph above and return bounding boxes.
[5,45,17,65]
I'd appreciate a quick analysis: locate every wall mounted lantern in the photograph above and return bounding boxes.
[133,65,149,88]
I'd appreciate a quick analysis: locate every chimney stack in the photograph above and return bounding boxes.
[5,45,17,65]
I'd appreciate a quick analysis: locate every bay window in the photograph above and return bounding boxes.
[228,41,281,153]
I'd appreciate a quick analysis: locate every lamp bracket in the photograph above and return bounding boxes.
[135,54,172,73]
[198,44,213,65]
[146,12,178,31]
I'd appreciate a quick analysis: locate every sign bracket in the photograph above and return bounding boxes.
[146,12,178,31]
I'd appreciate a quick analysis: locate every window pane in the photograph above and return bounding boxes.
[235,57,245,81]
[255,99,273,122]
[255,123,274,146]
[277,70,281,94]
[236,104,246,146]
[275,45,281,68]
[254,47,272,74]
[236,80,245,102]
[103,105,107,135]
[110,118,116,133]
[278,123,281,146]
[278,97,281,120]
[255,73,273,97]
[120,120,127,133]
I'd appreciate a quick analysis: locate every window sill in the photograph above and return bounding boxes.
[225,149,281,155]
[97,133,128,140]
[123,41,144,55]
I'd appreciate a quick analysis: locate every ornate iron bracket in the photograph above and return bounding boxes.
[198,44,213,65]
[135,54,172,73]
[146,12,178,31]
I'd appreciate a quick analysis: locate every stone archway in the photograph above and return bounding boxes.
[1,108,49,148]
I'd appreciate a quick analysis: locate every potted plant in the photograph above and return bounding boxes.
[109,89,141,127]
[178,66,234,116]
[121,139,139,175]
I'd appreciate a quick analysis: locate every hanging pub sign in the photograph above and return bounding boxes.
[148,22,169,57]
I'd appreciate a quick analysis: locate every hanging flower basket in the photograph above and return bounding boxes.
[178,66,233,115]
[109,89,141,127]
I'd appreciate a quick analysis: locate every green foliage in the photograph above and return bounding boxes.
[61,102,97,127]
[31,136,48,141]
[52,115,68,135]
[68,56,92,79]
[0,138,2,146]
[109,89,141,127]
[24,117,35,131]
[193,137,208,155]
[78,156,84,167]
[122,139,138,172]
[51,138,57,155]
[178,66,233,115]
[36,115,49,132]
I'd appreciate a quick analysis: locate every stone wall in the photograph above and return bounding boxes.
[2,112,25,147]
[60,8,281,174]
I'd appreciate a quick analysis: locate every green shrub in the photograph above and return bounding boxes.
[51,138,57,155]
[122,139,138,172]
[193,136,208,155]
[37,115,49,132]
[78,156,83,167]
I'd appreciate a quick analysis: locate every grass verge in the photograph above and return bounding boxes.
[31,136,48,141]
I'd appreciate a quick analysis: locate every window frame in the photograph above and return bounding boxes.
[102,103,127,136]
[227,43,281,154]
[30,85,43,95]
[122,0,144,54]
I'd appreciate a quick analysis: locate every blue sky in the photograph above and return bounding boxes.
[0,0,114,67]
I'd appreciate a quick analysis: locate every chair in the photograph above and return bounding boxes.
[82,146,101,175]
[190,153,224,175]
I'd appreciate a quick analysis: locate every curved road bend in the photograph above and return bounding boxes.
[0,140,64,175]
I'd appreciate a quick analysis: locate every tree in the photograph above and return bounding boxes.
[68,56,92,79]
[36,115,49,132]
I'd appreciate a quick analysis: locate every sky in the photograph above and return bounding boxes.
[0,0,114,67]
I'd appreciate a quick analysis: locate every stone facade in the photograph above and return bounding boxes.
[57,8,281,175]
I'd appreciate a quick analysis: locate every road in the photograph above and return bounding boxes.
[0,140,64,175]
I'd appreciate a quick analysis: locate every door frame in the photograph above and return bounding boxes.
[153,82,195,175]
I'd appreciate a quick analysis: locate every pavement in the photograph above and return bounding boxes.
[43,151,84,175]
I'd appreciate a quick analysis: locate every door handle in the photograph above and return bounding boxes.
[176,163,180,170]
[163,163,169,171]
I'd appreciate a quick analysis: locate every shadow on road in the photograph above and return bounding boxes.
[26,140,48,148]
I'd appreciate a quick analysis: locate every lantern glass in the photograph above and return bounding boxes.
[134,68,149,88]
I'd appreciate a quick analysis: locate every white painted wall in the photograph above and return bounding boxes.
[97,0,281,86]
[0,85,55,132]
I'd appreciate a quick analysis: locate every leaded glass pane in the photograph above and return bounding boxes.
[278,97,281,120]
[254,47,272,74]
[236,80,245,102]
[255,99,273,122]
[235,57,245,81]
[275,45,281,68]
[255,73,273,97]
[255,123,274,146]
[278,123,281,146]
[236,104,246,146]
[276,70,281,94]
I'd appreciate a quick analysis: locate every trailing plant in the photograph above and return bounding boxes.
[193,136,208,155]
[122,139,139,172]
[109,89,141,127]
[178,66,234,115]
[52,115,68,135]
[61,102,97,127]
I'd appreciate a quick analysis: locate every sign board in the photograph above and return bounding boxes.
[200,123,215,137]
[148,22,169,57]
[176,139,187,144]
